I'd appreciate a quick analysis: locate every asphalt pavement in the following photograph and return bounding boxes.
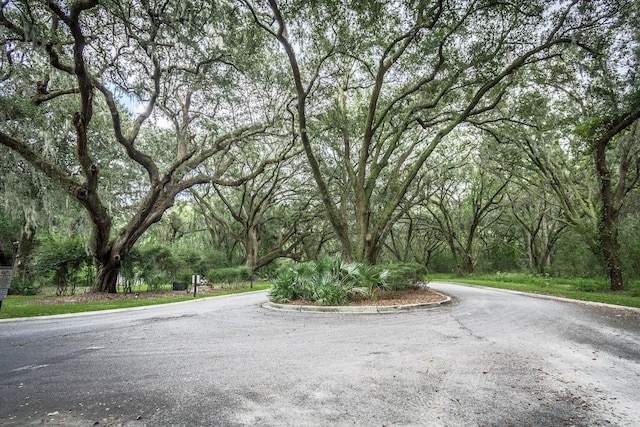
[0,282,638,426]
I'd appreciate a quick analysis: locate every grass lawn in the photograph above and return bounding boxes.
[0,283,271,320]
[427,273,640,309]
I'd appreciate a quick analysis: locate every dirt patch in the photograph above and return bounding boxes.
[351,286,447,306]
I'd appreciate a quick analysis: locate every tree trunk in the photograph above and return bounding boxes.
[244,227,260,272]
[95,257,120,293]
[462,253,475,275]
[462,229,476,275]
[363,233,382,265]
[594,131,624,291]
[448,239,459,274]
[12,222,36,280]
[599,228,623,291]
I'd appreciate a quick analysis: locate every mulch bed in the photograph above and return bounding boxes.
[280,285,447,307]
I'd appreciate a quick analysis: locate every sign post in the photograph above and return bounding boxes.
[192,275,200,298]
[0,267,12,312]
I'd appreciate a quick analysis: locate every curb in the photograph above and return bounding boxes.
[262,291,452,314]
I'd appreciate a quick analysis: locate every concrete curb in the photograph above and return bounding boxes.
[262,291,452,314]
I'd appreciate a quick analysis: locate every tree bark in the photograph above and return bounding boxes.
[95,254,120,293]
[593,112,640,291]
[244,226,260,272]
[594,136,624,291]
[364,232,382,265]
[12,221,36,280]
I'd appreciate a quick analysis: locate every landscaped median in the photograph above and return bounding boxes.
[263,282,451,313]
[263,289,451,313]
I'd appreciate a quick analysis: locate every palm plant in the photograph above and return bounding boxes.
[270,256,393,305]
[343,263,391,300]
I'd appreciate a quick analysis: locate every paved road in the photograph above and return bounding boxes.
[0,282,638,426]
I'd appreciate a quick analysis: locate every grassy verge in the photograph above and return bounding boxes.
[426,273,640,308]
[0,284,271,320]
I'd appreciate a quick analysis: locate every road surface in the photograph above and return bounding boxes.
[0,282,638,426]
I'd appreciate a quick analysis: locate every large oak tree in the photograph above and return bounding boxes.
[243,0,621,264]
[0,0,273,292]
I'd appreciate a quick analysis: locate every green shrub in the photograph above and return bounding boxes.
[31,235,92,296]
[269,256,347,304]
[268,257,425,305]
[314,282,350,305]
[269,268,299,302]
[573,279,608,293]
[119,242,239,291]
[140,271,170,291]
[308,267,350,305]
[138,245,180,273]
[9,277,40,295]
[342,263,390,300]
[119,249,142,293]
[380,263,426,290]
[135,244,181,290]
[174,247,219,277]
[549,232,602,277]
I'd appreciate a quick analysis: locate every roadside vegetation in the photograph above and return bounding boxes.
[269,257,426,305]
[0,282,270,320]
[428,273,640,309]
[1,2,639,320]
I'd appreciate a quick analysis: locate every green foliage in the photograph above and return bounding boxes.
[135,243,219,290]
[483,244,520,274]
[343,263,390,300]
[573,280,608,292]
[0,207,20,266]
[175,247,216,276]
[269,256,347,304]
[135,244,182,290]
[120,242,240,290]
[258,258,291,280]
[138,245,179,272]
[31,235,92,296]
[425,252,456,274]
[575,116,613,145]
[9,277,40,296]
[206,266,252,284]
[139,271,171,292]
[269,258,426,305]
[381,263,427,290]
[0,95,36,121]
[620,212,640,280]
[269,268,298,302]
[119,248,142,293]
[548,232,602,278]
